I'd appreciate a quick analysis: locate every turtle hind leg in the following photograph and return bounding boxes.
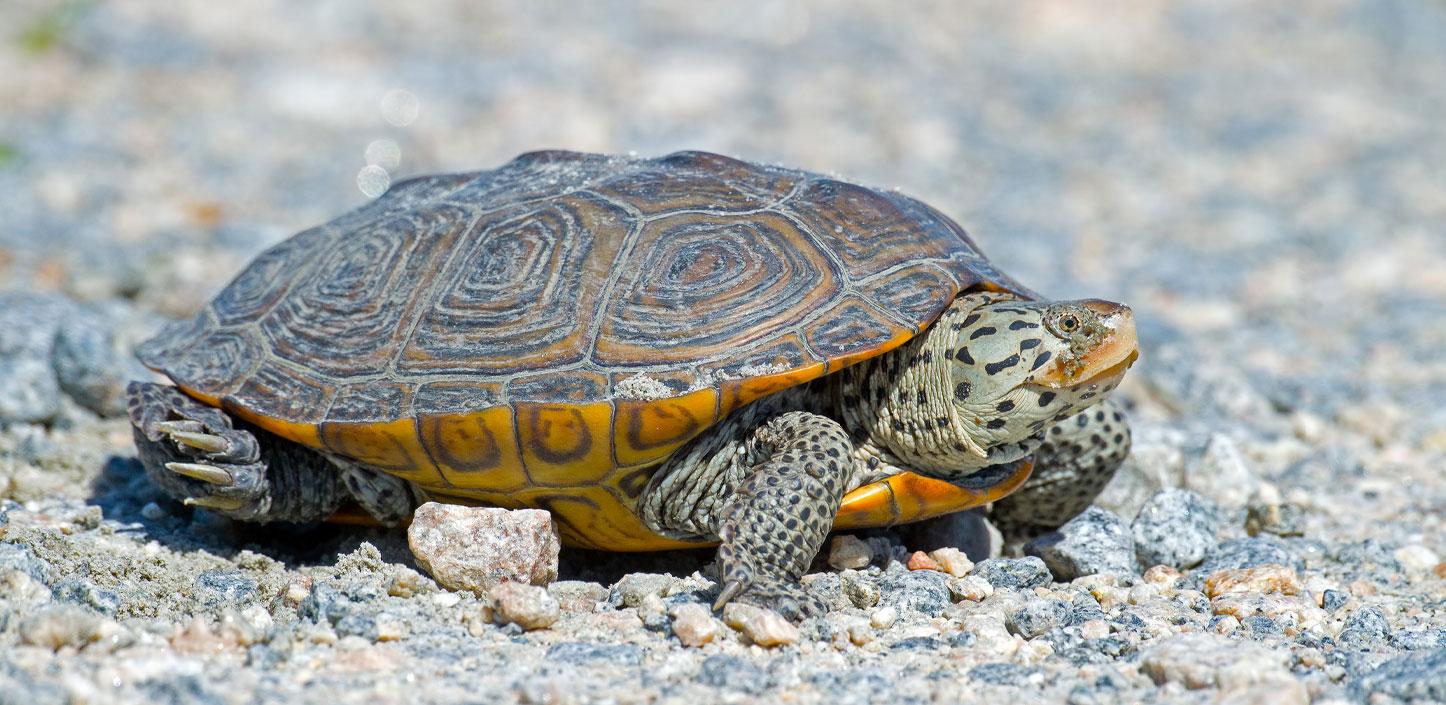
[714,412,856,620]
[991,398,1132,538]
[127,381,347,523]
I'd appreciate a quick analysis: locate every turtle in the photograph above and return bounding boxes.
[127,150,1138,618]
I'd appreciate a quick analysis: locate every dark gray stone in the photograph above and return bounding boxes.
[0,293,74,424]
[1351,648,1446,703]
[1131,489,1219,569]
[1390,627,1445,651]
[195,570,259,606]
[51,579,121,615]
[1025,507,1136,579]
[968,662,1040,686]
[1321,589,1348,612]
[877,568,951,615]
[1068,593,1109,624]
[1240,615,1280,638]
[890,636,947,651]
[1337,605,1391,650]
[50,321,135,417]
[1006,598,1074,639]
[1333,539,1403,576]
[974,556,1052,589]
[697,655,767,694]
[298,583,376,635]
[545,642,643,668]
[0,542,51,584]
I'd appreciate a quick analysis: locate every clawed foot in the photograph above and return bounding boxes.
[127,382,272,519]
[713,568,828,622]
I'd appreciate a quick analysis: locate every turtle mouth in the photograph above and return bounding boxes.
[1028,301,1139,389]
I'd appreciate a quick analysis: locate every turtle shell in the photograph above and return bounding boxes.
[139,150,1032,549]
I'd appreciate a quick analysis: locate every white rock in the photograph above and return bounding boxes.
[1185,434,1259,508]
[869,606,898,629]
[669,603,719,647]
[1393,544,1440,573]
[1141,632,1303,702]
[487,582,560,631]
[407,503,560,594]
[948,575,994,602]
[929,547,974,577]
[740,609,799,647]
[828,534,872,570]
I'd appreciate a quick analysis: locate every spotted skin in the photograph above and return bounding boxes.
[991,399,1132,537]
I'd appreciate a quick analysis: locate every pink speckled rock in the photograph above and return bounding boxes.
[407,503,560,594]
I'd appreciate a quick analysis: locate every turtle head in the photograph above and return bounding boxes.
[947,296,1137,450]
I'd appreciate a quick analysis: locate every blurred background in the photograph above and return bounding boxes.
[1,0,1443,437]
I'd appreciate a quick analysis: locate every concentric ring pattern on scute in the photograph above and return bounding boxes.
[140,150,1030,545]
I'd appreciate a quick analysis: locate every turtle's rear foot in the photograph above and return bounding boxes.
[126,382,346,523]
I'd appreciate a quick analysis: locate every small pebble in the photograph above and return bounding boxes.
[974,557,1052,589]
[840,570,881,608]
[549,580,608,612]
[488,582,560,631]
[1132,489,1219,570]
[1321,589,1349,612]
[739,609,798,647]
[1337,605,1391,649]
[1203,565,1302,598]
[139,502,166,520]
[869,606,898,629]
[372,614,409,642]
[928,547,973,577]
[1186,433,1259,508]
[906,550,941,571]
[1392,544,1440,573]
[669,603,718,647]
[828,535,872,570]
[1079,619,1110,640]
[1141,564,1181,589]
[609,573,677,609]
[845,619,874,646]
[948,575,993,602]
[1006,598,1072,639]
[407,503,560,594]
[1025,507,1136,580]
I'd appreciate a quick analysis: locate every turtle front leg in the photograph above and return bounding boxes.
[990,398,1132,537]
[127,382,348,523]
[645,409,854,620]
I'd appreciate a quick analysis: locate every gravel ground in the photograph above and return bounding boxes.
[2,1,1444,703]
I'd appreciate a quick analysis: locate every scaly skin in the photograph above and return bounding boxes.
[643,292,1136,616]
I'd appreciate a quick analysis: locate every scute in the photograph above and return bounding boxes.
[140,151,1029,544]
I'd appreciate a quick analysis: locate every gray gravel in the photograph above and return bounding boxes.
[2,0,1445,703]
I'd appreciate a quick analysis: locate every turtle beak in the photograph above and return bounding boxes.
[1032,300,1139,389]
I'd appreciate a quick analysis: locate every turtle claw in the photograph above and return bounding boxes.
[713,580,746,611]
[169,431,231,454]
[154,420,206,435]
[166,461,234,486]
[183,496,247,511]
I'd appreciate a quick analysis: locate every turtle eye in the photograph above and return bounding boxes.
[1044,307,1086,338]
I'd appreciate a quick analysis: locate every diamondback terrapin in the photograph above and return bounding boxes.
[128,150,1138,617]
